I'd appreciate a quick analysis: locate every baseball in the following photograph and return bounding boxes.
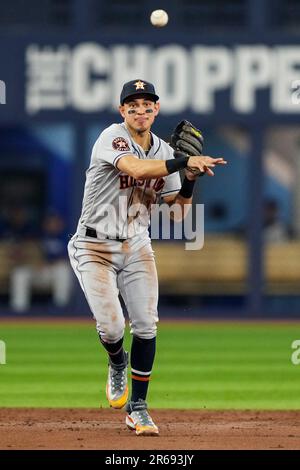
[150,9,169,27]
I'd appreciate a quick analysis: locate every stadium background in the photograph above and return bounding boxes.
[0,0,300,449]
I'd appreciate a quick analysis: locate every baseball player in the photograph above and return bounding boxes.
[68,79,226,436]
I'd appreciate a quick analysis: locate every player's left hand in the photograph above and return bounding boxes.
[184,167,203,181]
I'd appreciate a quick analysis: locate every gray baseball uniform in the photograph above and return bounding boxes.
[68,122,181,342]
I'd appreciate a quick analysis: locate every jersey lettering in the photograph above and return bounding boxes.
[119,174,165,193]
[153,178,165,192]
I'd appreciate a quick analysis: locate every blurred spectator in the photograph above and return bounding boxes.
[10,212,72,312]
[263,199,289,243]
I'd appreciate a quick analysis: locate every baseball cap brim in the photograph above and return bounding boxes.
[121,92,159,105]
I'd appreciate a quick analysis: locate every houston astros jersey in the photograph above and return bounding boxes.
[76,123,181,241]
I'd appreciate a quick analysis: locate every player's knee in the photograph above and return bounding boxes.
[131,319,157,339]
[96,318,125,343]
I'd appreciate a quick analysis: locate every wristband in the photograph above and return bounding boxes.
[178,177,196,199]
[165,156,189,174]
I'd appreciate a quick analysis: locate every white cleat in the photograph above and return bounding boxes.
[106,352,128,409]
[125,399,159,436]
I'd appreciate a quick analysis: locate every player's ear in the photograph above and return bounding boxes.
[153,101,160,117]
[119,105,125,119]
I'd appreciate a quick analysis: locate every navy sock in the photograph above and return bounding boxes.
[130,335,156,402]
[100,336,125,366]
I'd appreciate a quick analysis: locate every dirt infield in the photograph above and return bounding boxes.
[0,409,300,450]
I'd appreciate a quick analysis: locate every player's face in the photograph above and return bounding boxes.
[119,97,160,133]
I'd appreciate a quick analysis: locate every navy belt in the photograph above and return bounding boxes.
[85,227,126,242]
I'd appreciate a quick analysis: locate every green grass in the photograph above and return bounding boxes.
[0,321,300,409]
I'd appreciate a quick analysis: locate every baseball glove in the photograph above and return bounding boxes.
[170,120,204,157]
[170,120,205,176]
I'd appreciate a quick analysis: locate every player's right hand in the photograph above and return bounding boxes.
[187,156,227,177]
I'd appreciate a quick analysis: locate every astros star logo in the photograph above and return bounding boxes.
[134,80,145,90]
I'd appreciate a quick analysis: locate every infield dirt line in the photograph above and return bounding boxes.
[0,409,300,450]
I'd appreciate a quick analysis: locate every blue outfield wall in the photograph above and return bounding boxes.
[0,35,300,125]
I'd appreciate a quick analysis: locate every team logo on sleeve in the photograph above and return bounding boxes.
[112,137,130,151]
